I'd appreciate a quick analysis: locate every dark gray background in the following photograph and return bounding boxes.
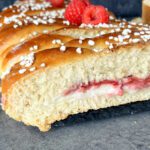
[93,0,142,18]
[1,101,150,150]
[0,0,142,17]
[0,1,149,150]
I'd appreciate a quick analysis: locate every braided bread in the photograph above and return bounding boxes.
[1,0,150,131]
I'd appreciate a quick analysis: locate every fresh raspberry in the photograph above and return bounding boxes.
[64,0,90,25]
[71,0,90,5]
[82,0,90,5]
[82,5,109,25]
[46,0,64,7]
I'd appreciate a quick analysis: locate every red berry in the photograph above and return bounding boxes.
[71,0,90,5]
[81,0,90,5]
[46,0,64,7]
[82,5,109,25]
[65,0,90,25]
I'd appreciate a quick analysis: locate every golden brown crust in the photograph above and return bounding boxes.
[1,34,74,74]
[0,19,71,55]
[1,21,150,73]
[142,0,150,24]
[2,40,150,94]
[0,0,150,99]
[1,19,149,70]
[0,18,122,58]
[0,7,64,22]
[1,47,93,93]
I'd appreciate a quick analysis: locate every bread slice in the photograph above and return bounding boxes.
[1,0,150,132]
[142,0,150,24]
[2,22,150,131]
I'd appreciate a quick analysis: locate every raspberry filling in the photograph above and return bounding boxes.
[64,76,150,97]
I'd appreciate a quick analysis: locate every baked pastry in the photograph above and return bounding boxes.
[1,0,150,132]
[142,0,150,24]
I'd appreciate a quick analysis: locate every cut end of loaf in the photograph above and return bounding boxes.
[2,44,150,131]
[3,85,150,132]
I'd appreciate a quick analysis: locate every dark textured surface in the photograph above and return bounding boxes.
[0,0,142,17]
[92,0,142,17]
[1,101,150,150]
[0,0,15,10]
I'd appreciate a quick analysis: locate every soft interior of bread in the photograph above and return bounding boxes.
[53,28,102,38]
[4,44,150,131]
